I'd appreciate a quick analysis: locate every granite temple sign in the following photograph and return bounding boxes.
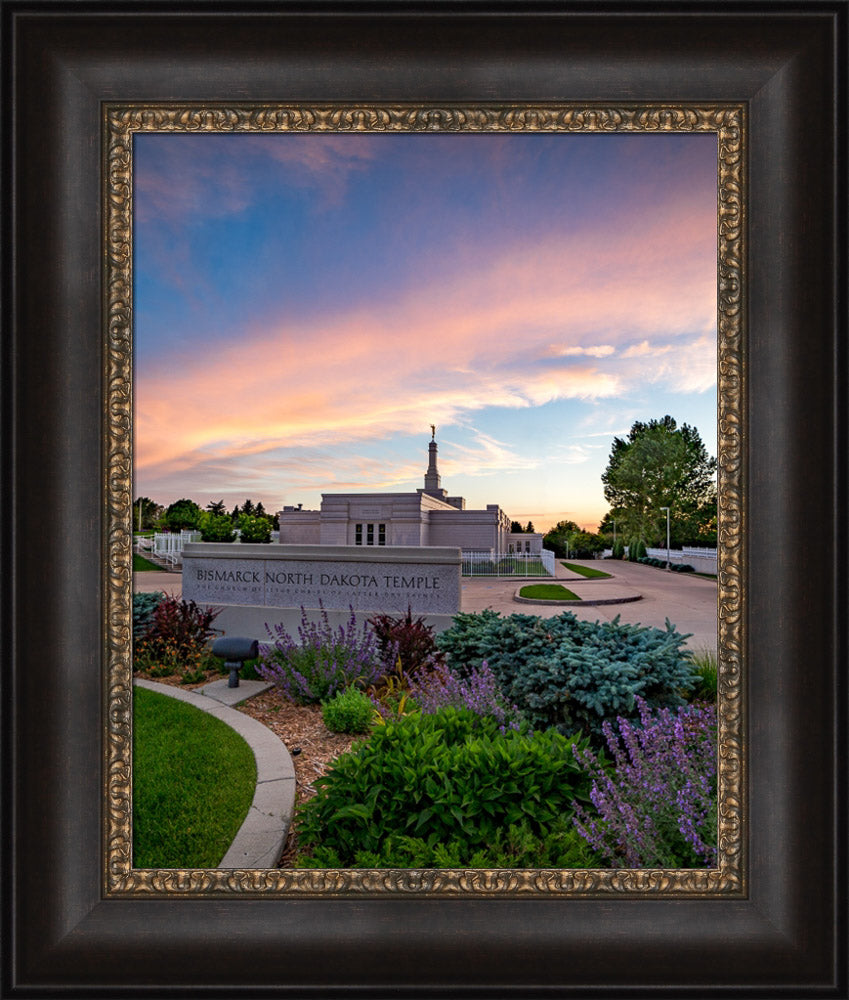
[182,542,462,619]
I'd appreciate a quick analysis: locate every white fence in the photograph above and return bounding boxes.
[461,548,555,577]
[149,530,201,566]
[137,529,278,566]
[645,547,717,574]
[601,546,717,574]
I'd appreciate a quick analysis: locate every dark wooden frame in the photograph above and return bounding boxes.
[2,2,846,995]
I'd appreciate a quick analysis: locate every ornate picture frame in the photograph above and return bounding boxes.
[106,102,744,898]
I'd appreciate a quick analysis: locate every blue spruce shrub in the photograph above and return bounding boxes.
[133,591,164,641]
[436,611,697,741]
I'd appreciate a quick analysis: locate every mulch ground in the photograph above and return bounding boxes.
[133,668,355,866]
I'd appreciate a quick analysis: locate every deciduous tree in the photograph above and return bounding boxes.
[133,497,162,531]
[601,416,716,547]
[164,498,202,532]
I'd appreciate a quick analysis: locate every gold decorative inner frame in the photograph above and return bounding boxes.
[105,103,746,897]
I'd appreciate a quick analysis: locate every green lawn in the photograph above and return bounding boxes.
[133,553,162,572]
[560,562,612,579]
[519,584,581,601]
[133,687,256,868]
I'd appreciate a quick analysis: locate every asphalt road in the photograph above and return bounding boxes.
[461,558,717,652]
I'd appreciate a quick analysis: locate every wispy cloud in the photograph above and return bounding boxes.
[134,133,718,526]
[622,339,672,358]
[135,134,378,225]
[552,345,617,358]
[137,199,714,475]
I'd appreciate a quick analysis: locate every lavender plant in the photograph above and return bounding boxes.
[258,605,383,704]
[409,660,522,730]
[572,697,717,868]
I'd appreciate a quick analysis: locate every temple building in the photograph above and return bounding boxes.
[277,430,542,555]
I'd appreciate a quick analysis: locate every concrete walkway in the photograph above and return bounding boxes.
[134,678,295,868]
[134,556,717,652]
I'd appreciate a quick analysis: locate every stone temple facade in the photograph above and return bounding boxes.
[277,433,542,555]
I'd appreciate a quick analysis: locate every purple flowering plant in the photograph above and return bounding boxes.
[257,605,383,704]
[408,660,523,731]
[572,697,717,868]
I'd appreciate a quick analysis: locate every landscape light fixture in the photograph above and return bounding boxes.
[211,636,259,688]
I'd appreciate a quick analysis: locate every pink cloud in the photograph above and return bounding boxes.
[136,182,717,495]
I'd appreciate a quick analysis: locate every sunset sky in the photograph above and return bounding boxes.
[133,131,718,533]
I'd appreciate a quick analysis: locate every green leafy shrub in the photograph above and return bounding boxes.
[436,611,697,741]
[686,650,717,702]
[238,513,272,543]
[198,511,237,542]
[304,817,603,869]
[611,539,625,560]
[637,556,695,573]
[627,537,647,561]
[322,687,375,734]
[296,707,593,867]
[133,591,164,641]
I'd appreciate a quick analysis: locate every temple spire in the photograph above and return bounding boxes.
[424,427,441,493]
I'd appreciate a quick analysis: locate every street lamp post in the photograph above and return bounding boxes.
[660,506,671,570]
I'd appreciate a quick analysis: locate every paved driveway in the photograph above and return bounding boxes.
[461,559,717,653]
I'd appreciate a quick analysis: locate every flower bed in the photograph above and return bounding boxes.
[134,596,717,869]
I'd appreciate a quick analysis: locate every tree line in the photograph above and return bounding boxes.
[134,414,717,557]
[133,496,279,539]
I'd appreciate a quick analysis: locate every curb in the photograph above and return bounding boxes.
[513,590,643,607]
[134,678,295,868]
[554,575,616,583]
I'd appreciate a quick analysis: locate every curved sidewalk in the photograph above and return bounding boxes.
[134,678,295,868]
